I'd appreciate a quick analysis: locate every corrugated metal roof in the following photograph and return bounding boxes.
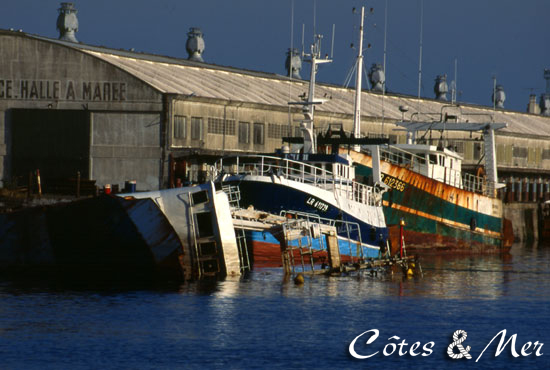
[33,32,550,138]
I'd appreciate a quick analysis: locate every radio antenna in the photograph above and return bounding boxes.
[330,24,335,59]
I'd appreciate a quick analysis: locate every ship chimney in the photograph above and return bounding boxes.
[527,94,541,114]
[434,74,448,101]
[492,85,506,109]
[56,2,78,42]
[186,28,205,62]
[285,48,302,79]
[368,63,385,92]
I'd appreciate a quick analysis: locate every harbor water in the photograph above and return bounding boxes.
[1,242,549,369]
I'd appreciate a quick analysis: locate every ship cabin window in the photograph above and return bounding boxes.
[450,159,453,169]
[417,154,426,165]
[195,212,214,238]
[429,154,437,164]
[325,163,333,174]
[335,164,344,177]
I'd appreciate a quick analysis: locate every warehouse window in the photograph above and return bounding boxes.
[253,123,264,145]
[473,142,484,160]
[191,117,203,140]
[208,117,224,134]
[174,115,186,139]
[268,123,291,139]
[207,118,236,135]
[239,121,250,144]
[226,119,236,136]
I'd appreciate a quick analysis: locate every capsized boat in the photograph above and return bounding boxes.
[0,182,242,281]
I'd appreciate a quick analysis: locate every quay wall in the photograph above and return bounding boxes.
[503,203,540,243]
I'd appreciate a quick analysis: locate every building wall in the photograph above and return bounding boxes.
[1,31,550,192]
[0,32,164,189]
[91,112,162,191]
[168,97,383,155]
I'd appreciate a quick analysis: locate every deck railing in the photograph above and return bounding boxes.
[217,155,382,207]
[378,146,488,195]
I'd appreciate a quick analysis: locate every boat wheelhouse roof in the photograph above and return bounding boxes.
[392,144,464,160]
[223,152,353,165]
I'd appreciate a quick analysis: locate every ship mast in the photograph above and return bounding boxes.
[352,6,382,185]
[291,34,332,154]
[352,6,365,152]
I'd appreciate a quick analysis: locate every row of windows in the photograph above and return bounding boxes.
[268,123,292,139]
[174,117,548,166]
[174,115,268,144]
[207,117,236,135]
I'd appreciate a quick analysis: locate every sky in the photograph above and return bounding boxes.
[1,0,549,113]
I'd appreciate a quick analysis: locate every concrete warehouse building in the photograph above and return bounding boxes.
[1,22,550,194]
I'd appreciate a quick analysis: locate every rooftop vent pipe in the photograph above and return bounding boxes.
[186,28,205,62]
[527,94,540,114]
[56,2,78,43]
[285,48,302,79]
[368,63,385,92]
[434,74,448,101]
[492,85,506,109]
[542,69,550,116]
[541,94,550,116]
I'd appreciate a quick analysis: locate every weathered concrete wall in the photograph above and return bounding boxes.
[0,31,163,188]
[91,112,162,190]
[169,98,366,154]
[503,202,540,243]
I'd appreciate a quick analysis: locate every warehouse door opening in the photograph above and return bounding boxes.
[11,109,90,186]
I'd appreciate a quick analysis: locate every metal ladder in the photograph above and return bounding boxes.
[222,185,251,272]
[280,217,327,274]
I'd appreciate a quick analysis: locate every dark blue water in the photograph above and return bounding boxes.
[1,243,549,369]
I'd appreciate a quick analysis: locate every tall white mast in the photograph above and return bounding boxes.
[352,6,365,152]
[292,34,331,154]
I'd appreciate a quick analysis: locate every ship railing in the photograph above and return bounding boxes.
[462,172,486,194]
[217,155,382,207]
[221,185,242,208]
[280,210,368,263]
[379,146,487,195]
[379,145,427,168]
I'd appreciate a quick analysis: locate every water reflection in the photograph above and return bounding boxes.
[179,242,550,301]
[1,242,548,301]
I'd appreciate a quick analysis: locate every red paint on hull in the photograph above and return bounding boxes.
[388,225,511,255]
[249,241,354,268]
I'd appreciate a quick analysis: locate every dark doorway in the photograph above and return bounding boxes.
[11,109,90,184]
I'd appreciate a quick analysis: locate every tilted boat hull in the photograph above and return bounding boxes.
[351,152,513,254]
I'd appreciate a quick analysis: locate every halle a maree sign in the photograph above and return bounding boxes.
[0,79,127,102]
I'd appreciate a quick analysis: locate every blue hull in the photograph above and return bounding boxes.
[224,180,387,257]
[247,230,380,259]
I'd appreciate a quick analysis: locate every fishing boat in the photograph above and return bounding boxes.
[348,121,514,254]
[215,27,389,267]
